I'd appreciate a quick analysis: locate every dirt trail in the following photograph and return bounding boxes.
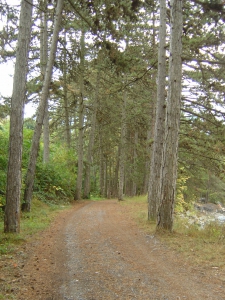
[14,200,225,299]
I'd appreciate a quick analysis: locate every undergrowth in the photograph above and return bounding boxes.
[120,195,225,269]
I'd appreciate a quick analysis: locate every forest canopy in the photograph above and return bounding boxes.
[1,0,225,232]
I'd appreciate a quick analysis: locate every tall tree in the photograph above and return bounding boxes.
[148,0,167,220]
[83,68,99,199]
[74,28,85,200]
[118,88,127,201]
[63,30,71,148]
[4,0,33,233]
[157,0,183,231]
[40,0,50,163]
[22,0,64,211]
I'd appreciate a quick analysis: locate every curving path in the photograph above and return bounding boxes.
[17,200,225,300]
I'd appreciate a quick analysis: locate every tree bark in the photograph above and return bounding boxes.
[41,2,50,163]
[74,29,85,200]
[143,8,157,196]
[132,131,138,196]
[23,0,64,211]
[83,69,99,199]
[63,30,71,147]
[4,0,33,233]
[157,0,183,231]
[118,90,127,201]
[43,103,50,163]
[99,128,105,197]
[148,0,167,221]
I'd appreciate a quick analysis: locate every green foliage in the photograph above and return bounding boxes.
[22,126,33,167]
[33,144,76,203]
[2,0,225,212]
[175,168,193,213]
[178,114,225,206]
[0,122,8,204]
[0,121,76,208]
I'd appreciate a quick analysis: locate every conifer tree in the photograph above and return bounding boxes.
[4,0,33,232]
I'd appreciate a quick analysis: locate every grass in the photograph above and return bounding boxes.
[0,198,70,255]
[90,195,104,201]
[120,195,157,234]
[120,195,225,270]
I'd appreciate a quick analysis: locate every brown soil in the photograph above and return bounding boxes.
[1,200,225,299]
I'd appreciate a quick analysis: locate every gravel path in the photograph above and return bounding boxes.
[15,200,225,299]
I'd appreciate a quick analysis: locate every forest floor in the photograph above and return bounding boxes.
[1,199,225,300]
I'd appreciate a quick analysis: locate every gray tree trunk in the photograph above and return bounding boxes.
[99,128,105,197]
[113,153,119,197]
[4,0,33,233]
[157,0,183,231]
[143,9,157,196]
[143,99,155,195]
[63,31,71,147]
[132,131,138,196]
[40,2,50,163]
[23,0,64,211]
[43,103,50,163]
[74,29,85,200]
[118,90,127,201]
[83,69,99,199]
[148,0,167,221]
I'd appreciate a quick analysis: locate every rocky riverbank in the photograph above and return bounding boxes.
[179,202,225,228]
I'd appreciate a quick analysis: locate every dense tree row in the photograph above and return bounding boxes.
[0,0,225,232]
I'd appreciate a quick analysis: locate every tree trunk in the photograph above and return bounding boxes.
[43,103,50,163]
[118,90,127,201]
[22,0,64,211]
[143,107,154,195]
[148,0,167,221]
[143,9,157,196]
[157,0,183,231]
[98,124,105,197]
[104,157,108,198]
[112,154,119,197]
[132,131,138,196]
[74,29,85,200]
[4,0,33,233]
[83,69,99,199]
[40,0,50,163]
[63,30,71,147]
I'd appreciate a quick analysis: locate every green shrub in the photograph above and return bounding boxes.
[33,144,76,203]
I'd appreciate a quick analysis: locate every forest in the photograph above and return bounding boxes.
[0,0,225,233]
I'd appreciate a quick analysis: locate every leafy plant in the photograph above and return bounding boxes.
[33,144,76,203]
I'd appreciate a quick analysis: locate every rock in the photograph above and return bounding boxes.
[216,215,225,223]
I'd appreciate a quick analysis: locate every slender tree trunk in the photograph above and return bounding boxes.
[113,155,119,197]
[143,107,154,195]
[83,69,99,199]
[4,0,33,233]
[104,157,108,198]
[118,90,127,201]
[148,0,167,221]
[63,31,71,147]
[74,29,85,200]
[40,0,50,163]
[143,10,157,196]
[157,0,183,231]
[99,125,105,197]
[22,0,64,211]
[43,103,50,163]
[132,131,138,196]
